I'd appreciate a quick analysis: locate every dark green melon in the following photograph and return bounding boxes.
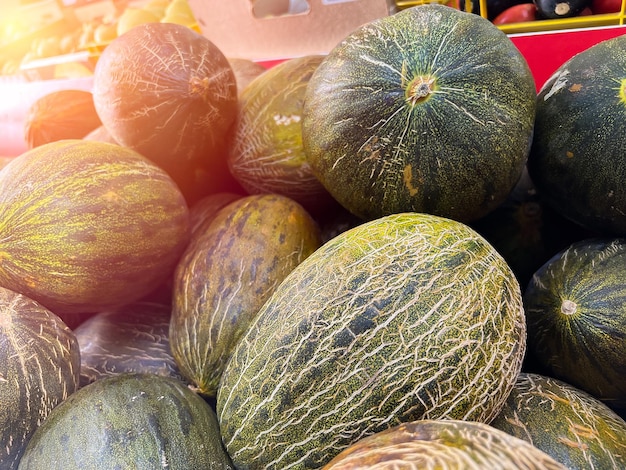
[0,286,80,470]
[490,372,626,469]
[170,193,322,397]
[0,139,190,316]
[527,34,626,235]
[523,238,626,410]
[217,212,526,469]
[302,4,536,223]
[17,373,234,469]
[322,419,566,470]
[74,301,184,388]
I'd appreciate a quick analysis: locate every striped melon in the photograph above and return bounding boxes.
[0,139,189,316]
[322,419,567,470]
[216,212,526,469]
[490,372,626,469]
[0,287,80,469]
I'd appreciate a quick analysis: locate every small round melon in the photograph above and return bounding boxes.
[523,237,626,410]
[93,21,239,205]
[0,139,190,316]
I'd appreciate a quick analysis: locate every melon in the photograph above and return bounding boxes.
[92,21,240,205]
[527,34,626,235]
[0,287,80,469]
[24,89,102,149]
[170,194,322,397]
[490,372,626,469]
[74,301,184,387]
[217,212,526,469]
[302,4,536,222]
[523,237,626,410]
[17,373,234,469]
[322,419,566,470]
[228,54,336,215]
[0,139,189,316]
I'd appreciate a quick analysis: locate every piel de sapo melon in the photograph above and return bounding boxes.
[217,212,526,469]
[302,4,536,223]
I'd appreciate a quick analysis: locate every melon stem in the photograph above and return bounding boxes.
[406,76,436,106]
[561,299,577,316]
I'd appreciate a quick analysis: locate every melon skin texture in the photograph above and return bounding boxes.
[490,372,626,469]
[217,212,526,469]
[528,34,626,236]
[321,419,567,470]
[302,4,536,223]
[0,287,80,470]
[170,193,322,397]
[0,139,190,316]
[17,373,234,470]
[523,237,626,410]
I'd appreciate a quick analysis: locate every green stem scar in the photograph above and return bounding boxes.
[406,75,436,106]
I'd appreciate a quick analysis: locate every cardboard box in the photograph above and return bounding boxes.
[188,0,396,61]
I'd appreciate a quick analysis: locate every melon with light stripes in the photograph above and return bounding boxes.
[216,212,526,469]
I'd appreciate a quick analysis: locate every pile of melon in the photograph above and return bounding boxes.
[2,4,626,469]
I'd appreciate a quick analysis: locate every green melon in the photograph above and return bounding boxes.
[217,212,526,469]
[170,193,322,397]
[227,54,336,215]
[17,373,234,469]
[322,419,566,470]
[527,34,626,235]
[302,4,536,222]
[523,237,626,410]
[0,287,80,469]
[0,139,189,316]
[490,372,626,469]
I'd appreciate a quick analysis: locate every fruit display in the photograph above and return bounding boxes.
[2,1,626,469]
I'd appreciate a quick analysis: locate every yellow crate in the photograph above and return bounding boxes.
[395,0,626,34]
